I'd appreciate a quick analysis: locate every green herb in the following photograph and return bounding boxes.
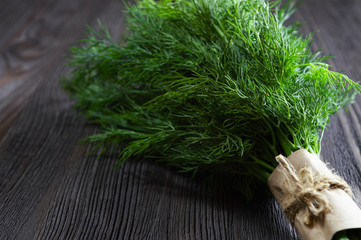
[63,0,360,200]
[63,0,361,238]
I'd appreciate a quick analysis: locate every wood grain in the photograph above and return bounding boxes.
[0,0,360,239]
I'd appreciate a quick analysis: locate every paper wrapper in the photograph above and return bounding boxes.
[268,149,361,240]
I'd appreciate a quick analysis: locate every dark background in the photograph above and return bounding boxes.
[1,0,361,239]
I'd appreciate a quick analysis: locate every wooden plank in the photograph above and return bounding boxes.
[0,0,360,239]
[0,0,127,239]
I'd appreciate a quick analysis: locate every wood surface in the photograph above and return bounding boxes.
[1,0,361,239]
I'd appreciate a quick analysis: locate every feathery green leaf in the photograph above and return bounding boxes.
[62,0,360,199]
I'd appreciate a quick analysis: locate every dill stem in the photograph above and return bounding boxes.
[333,229,361,240]
[275,128,294,157]
[248,154,274,171]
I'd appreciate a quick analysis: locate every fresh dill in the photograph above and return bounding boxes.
[62,0,360,199]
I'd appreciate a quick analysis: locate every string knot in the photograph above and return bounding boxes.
[275,154,352,226]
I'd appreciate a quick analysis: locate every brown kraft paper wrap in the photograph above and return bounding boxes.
[268,149,361,240]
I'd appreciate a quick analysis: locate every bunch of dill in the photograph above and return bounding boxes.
[62,0,360,199]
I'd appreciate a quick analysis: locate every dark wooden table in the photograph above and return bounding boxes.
[1,0,361,239]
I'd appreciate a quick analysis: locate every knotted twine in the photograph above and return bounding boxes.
[275,154,352,227]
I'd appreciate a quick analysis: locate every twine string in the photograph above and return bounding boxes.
[275,154,352,226]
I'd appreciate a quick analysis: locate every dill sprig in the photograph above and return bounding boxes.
[62,0,360,199]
